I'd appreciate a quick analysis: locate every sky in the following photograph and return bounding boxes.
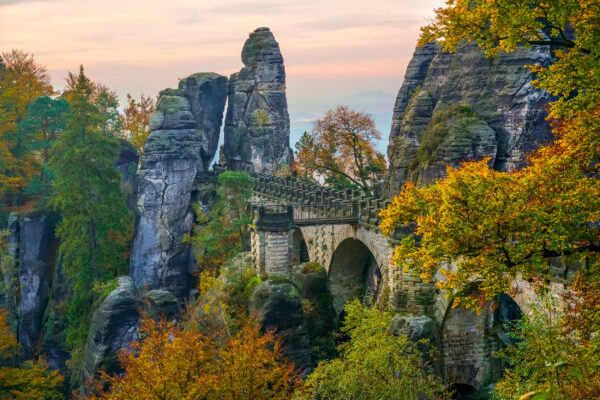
[0,0,446,152]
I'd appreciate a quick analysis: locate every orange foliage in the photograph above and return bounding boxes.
[91,319,299,400]
[294,105,386,196]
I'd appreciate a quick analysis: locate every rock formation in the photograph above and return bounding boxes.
[3,213,51,360]
[130,73,227,297]
[383,42,553,195]
[223,27,293,172]
[82,277,140,383]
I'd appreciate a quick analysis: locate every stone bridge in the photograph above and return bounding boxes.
[197,169,575,393]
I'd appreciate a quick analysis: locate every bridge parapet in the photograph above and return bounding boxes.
[195,167,391,227]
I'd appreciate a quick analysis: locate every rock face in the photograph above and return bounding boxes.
[130,73,228,297]
[2,214,52,360]
[384,42,553,195]
[250,279,311,369]
[83,277,140,383]
[224,27,293,172]
[16,214,50,360]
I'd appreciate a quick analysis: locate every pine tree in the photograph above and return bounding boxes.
[19,96,69,200]
[49,66,131,375]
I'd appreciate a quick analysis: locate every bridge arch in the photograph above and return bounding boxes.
[439,292,522,389]
[327,238,382,315]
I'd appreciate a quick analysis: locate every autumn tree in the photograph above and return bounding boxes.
[118,94,155,155]
[92,318,299,400]
[0,50,53,208]
[380,0,600,311]
[0,309,64,399]
[184,171,254,273]
[379,1,600,398]
[294,106,387,196]
[49,66,131,378]
[295,300,449,400]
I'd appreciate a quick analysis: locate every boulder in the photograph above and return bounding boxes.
[142,289,179,319]
[250,279,311,368]
[130,73,228,297]
[223,27,293,172]
[83,277,140,383]
[389,314,438,344]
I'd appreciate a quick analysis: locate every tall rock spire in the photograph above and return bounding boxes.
[130,73,228,296]
[223,27,293,172]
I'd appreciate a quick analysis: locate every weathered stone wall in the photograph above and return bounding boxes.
[251,229,296,277]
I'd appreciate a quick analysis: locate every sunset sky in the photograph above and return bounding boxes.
[0,0,446,149]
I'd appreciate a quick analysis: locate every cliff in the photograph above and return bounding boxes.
[383,42,554,196]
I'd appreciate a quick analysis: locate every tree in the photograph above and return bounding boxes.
[90,318,216,400]
[0,50,53,208]
[92,319,299,400]
[119,94,155,155]
[184,171,254,273]
[18,96,69,199]
[380,0,600,308]
[212,322,299,400]
[49,66,131,375]
[63,72,121,138]
[295,300,449,400]
[492,294,600,400]
[379,2,600,397]
[0,309,64,399]
[294,106,387,196]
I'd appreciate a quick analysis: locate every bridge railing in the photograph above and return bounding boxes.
[201,167,391,228]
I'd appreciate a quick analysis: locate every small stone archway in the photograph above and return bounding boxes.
[439,293,523,391]
[292,228,310,264]
[327,237,382,315]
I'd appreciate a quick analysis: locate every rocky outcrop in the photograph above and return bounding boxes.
[82,277,140,383]
[384,42,553,195]
[142,289,179,320]
[16,214,50,359]
[250,279,311,369]
[1,214,52,360]
[130,73,228,297]
[223,27,293,172]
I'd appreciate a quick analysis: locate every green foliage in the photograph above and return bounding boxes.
[301,261,323,274]
[295,300,449,400]
[493,294,600,400]
[49,66,131,381]
[187,254,259,336]
[301,292,338,365]
[18,96,69,200]
[184,171,254,273]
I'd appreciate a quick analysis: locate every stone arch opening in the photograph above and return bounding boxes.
[450,383,480,400]
[328,238,381,315]
[293,228,310,264]
[440,292,523,391]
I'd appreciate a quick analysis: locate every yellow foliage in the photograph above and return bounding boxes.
[0,309,64,399]
[91,318,299,400]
